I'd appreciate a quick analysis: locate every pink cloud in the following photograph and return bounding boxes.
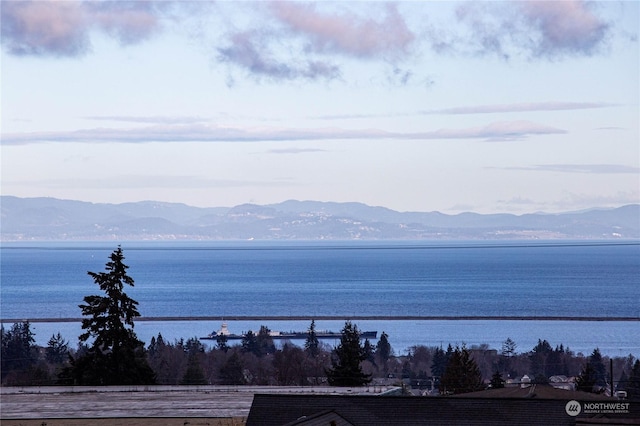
[269,2,414,59]
[1,0,163,57]
[1,1,89,56]
[87,1,161,45]
[0,120,565,145]
[429,101,611,115]
[519,0,610,56]
[453,0,610,58]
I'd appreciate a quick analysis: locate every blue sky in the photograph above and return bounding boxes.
[1,0,638,214]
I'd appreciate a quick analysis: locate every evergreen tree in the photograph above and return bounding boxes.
[501,338,517,358]
[529,339,553,378]
[375,332,392,373]
[256,325,276,356]
[45,332,69,364]
[617,370,629,392]
[439,345,484,395]
[184,337,205,356]
[181,352,207,385]
[445,344,454,361]
[430,345,449,381]
[1,322,38,382]
[499,338,517,377]
[576,362,598,393]
[241,330,260,356]
[304,319,320,358]
[490,371,505,389]
[625,359,640,399]
[219,351,245,385]
[546,345,569,377]
[325,321,371,386]
[63,247,155,385]
[147,334,161,359]
[588,348,607,387]
[216,333,229,352]
[376,332,391,363]
[363,339,375,364]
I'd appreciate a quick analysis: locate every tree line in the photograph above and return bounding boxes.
[2,247,640,398]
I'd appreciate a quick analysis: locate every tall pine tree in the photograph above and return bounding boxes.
[576,362,598,393]
[439,345,484,394]
[326,321,371,386]
[304,319,320,358]
[1,322,38,383]
[430,345,451,383]
[62,247,155,385]
[588,348,607,387]
[375,331,392,373]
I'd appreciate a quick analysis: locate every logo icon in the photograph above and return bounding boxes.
[565,400,582,416]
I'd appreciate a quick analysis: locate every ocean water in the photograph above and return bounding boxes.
[1,241,639,356]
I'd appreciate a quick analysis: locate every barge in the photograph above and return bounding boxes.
[200,322,377,340]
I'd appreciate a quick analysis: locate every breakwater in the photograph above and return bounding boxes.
[3,315,639,324]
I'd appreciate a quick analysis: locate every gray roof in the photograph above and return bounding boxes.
[247,394,640,426]
[283,409,355,426]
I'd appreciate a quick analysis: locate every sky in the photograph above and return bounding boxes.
[1,0,638,214]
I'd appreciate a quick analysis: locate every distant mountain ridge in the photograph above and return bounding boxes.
[1,196,638,241]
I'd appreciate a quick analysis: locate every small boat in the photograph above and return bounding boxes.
[199,322,377,340]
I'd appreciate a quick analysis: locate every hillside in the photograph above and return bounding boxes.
[1,196,638,241]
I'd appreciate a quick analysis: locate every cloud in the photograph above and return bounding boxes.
[268,2,414,59]
[83,1,163,45]
[1,0,167,57]
[2,0,617,84]
[85,115,210,125]
[14,175,291,190]
[267,148,328,154]
[85,113,282,125]
[563,191,640,208]
[531,164,640,174]
[1,1,89,56]
[495,191,640,213]
[541,191,640,211]
[494,196,538,207]
[217,30,341,82]
[447,0,611,58]
[517,0,610,57]
[3,1,416,82]
[427,101,612,115]
[0,120,565,145]
[493,164,640,174]
[314,101,608,120]
[218,2,415,82]
[419,121,565,142]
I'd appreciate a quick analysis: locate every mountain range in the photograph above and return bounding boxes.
[1,196,638,241]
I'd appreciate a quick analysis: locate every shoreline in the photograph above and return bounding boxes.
[10,317,640,357]
[2,315,639,323]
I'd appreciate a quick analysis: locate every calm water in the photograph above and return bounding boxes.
[1,241,639,356]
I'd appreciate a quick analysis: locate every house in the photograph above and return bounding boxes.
[549,375,576,391]
[246,390,639,425]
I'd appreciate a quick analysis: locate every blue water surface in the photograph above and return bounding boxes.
[1,241,639,355]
